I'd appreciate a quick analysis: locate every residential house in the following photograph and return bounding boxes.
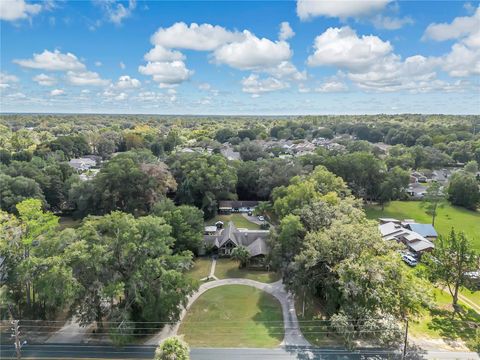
[406,223,438,241]
[220,145,240,161]
[411,171,428,183]
[218,200,259,214]
[407,183,428,199]
[378,220,435,256]
[203,221,270,258]
[68,157,97,172]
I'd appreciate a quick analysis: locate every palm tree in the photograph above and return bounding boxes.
[154,336,190,360]
[231,246,250,268]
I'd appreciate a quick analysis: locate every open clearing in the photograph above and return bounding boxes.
[178,285,284,348]
[206,214,261,230]
[365,201,480,251]
[214,258,280,283]
[410,287,480,350]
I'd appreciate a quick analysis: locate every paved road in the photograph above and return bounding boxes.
[241,213,268,226]
[1,344,479,360]
[145,278,310,347]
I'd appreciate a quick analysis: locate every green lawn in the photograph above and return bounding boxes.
[365,201,480,250]
[214,258,281,283]
[206,214,261,230]
[178,285,284,347]
[186,257,212,281]
[410,287,480,350]
[461,287,480,306]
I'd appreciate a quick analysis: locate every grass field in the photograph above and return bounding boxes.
[461,287,480,306]
[365,201,480,250]
[178,285,284,347]
[206,214,261,230]
[186,257,212,281]
[215,258,281,283]
[410,287,480,349]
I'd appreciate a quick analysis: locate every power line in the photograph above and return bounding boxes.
[6,316,471,324]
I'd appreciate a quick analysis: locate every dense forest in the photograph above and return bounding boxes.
[1,114,479,217]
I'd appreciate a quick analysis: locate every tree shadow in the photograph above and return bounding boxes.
[284,344,427,360]
[252,291,285,344]
[427,305,479,345]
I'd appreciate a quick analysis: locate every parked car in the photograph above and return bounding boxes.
[258,216,265,221]
[464,271,480,290]
[247,211,252,216]
[402,254,418,266]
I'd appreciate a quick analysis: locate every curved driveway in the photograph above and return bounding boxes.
[145,278,310,347]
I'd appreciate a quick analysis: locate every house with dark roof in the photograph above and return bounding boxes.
[204,221,270,258]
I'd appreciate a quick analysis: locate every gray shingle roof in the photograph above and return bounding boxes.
[205,221,270,256]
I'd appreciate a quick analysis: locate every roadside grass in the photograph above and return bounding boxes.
[461,287,480,306]
[294,293,343,347]
[365,201,480,251]
[214,258,281,283]
[206,214,261,230]
[410,287,480,350]
[178,285,284,347]
[186,257,212,281]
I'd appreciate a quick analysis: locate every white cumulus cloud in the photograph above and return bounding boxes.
[265,61,307,81]
[144,45,185,62]
[372,15,414,30]
[95,0,136,25]
[214,31,292,70]
[33,73,56,86]
[423,7,480,77]
[423,7,479,41]
[316,80,348,92]
[297,0,391,20]
[279,22,295,40]
[241,74,288,95]
[50,89,64,96]
[14,49,86,71]
[138,61,193,86]
[115,75,141,89]
[66,70,110,86]
[307,27,392,72]
[151,22,244,51]
[0,72,19,88]
[0,0,42,21]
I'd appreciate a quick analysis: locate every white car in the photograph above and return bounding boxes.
[258,216,265,221]
[402,254,418,267]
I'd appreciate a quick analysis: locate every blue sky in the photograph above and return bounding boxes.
[1,0,479,114]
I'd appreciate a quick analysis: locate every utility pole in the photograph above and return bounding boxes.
[402,318,409,360]
[11,320,22,360]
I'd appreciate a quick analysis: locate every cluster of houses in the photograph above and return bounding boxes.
[257,137,345,157]
[378,218,437,256]
[176,136,348,161]
[407,168,455,199]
